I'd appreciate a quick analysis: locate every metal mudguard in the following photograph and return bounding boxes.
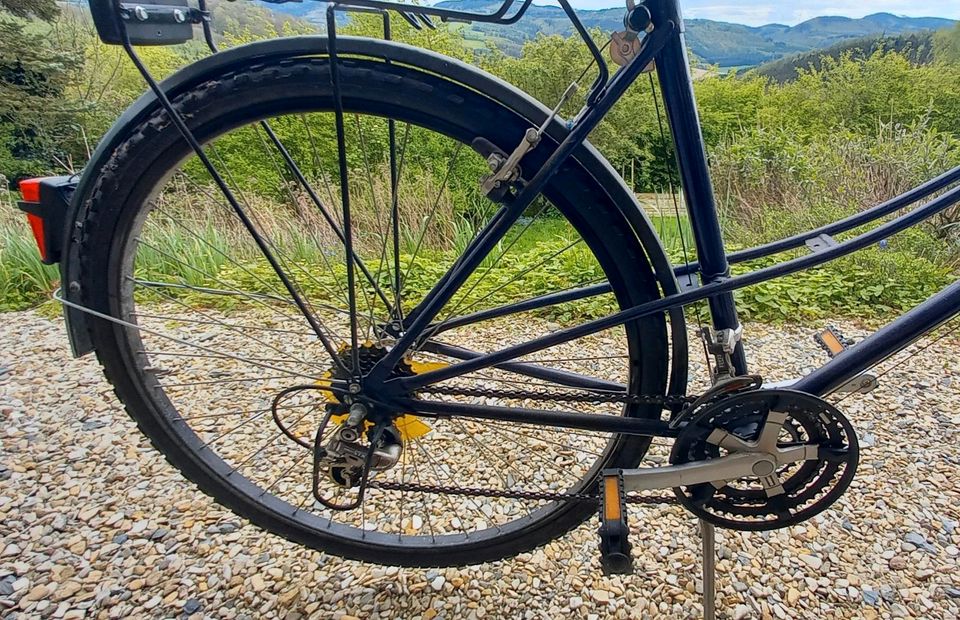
[62,36,686,393]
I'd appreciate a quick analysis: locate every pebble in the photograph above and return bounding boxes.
[1,315,959,619]
[798,554,823,571]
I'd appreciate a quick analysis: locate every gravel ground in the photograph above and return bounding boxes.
[1,310,960,619]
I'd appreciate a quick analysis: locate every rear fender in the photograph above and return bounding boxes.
[62,36,687,395]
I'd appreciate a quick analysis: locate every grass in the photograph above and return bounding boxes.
[0,188,59,311]
[1,179,954,326]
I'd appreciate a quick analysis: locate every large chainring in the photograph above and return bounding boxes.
[670,389,859,530]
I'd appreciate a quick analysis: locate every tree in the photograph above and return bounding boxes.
[0,0,91,180]
[933,23,960,64]
[0,0,57,21]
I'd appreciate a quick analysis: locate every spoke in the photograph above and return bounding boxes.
[214,136,354,317]
[475,419,606,457]
[442,201,552,318]
[131,279,386,329]
[200,409,273,449]
[355,113,393,341]
[134,282,332,372]
[408,437,438,542]
[131,238,326,335]
[179,401,320,422]
[158,374,303,388]
[478,422,586,480]
[267,118,381,339]
[400,141,463,300]
[260,450,313,496]
[411,436,498,536]
[445,238,584,321]
[131,312,313,337]
[147,201,309,306]
[140,349,321,367]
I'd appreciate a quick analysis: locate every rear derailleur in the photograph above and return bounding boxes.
[311,404,403,510]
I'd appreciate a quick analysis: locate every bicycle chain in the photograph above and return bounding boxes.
[419,385,696,408]
[363,385,696,505]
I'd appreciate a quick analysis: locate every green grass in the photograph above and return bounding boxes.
[1,191,954,325]
[0,198,59,312]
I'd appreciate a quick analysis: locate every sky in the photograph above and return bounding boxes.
[566,0,960,26]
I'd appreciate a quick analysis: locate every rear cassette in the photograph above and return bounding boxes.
[670,390,859,530]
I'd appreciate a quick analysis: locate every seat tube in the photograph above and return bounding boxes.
[649,0,747,373]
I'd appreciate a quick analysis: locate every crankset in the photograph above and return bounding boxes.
[599,388,859,573]
[668,389,859,530]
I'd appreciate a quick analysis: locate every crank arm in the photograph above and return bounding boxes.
[619,452,776,492]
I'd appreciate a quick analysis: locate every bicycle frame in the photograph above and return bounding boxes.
[85,0,960,440]
[357,0,960,407]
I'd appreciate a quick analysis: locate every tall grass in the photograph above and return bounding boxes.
[0,184,59,311]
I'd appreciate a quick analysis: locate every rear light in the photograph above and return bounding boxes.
[16,176,76,265]
[19,178,41,203]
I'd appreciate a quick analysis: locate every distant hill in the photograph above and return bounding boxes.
[263,0,955,66]
[754,32,937,83]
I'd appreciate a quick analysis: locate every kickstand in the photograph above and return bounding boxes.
[700,519,716,620]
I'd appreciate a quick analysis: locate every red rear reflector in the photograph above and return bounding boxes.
[19,178,42,203]
[26,213,49,262]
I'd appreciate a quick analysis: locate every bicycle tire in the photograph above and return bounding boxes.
[78,54,671,566]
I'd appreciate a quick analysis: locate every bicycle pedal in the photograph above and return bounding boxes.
[814,325,854,358]
[598,471,633,575]
[814,326,879,393]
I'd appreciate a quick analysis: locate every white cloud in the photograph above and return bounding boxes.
[567,0,960,25]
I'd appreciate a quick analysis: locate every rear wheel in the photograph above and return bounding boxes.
[79,54,671,566]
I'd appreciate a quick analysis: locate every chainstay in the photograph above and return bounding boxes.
[418,385,694,408]
[368,479,677,505]
[392,387,689,503]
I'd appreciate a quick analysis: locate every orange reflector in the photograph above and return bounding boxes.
[26,213,49,262]
[818,329,845,357]
[603,476,621,521]
[18,178,41,203]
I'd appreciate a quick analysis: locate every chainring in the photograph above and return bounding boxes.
[670,389,859,531]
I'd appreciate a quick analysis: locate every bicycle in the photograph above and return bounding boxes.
[15,0,960,570]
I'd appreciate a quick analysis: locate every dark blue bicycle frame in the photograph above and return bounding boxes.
[112,0,960,439]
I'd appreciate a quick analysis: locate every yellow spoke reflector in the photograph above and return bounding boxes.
[314,358,447,442]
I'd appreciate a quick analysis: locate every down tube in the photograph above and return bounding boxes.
[793,278,960,396]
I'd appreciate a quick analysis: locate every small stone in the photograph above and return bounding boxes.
[143,595,161,609]
[150,528,169,541]
[798,554,823,571]
[862,588,880,605]
[0,575,16,596]
[786,587,800,605]
[733,604,751,620]
[250,575,266,592]
[26,585,49,601]
[2,544,21,557]
[430,576,445,591]
[568,596,583,610]
[183,598,202,614]
[591,589,611,604]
